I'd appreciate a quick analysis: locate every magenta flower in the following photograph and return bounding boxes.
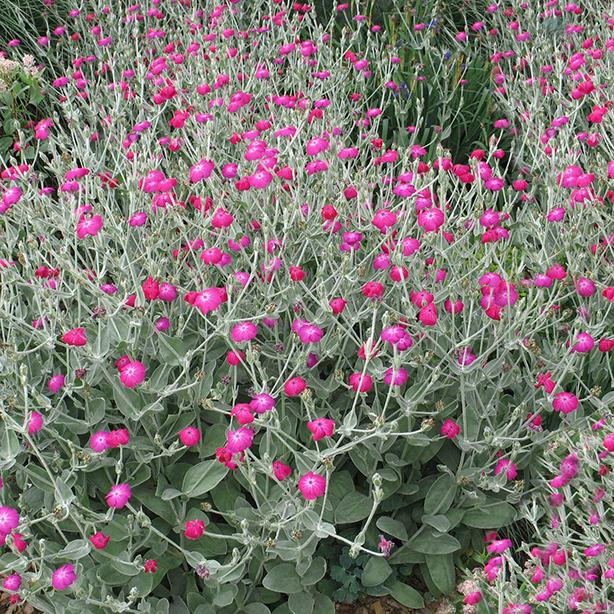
[60,327,87,347]
[51,564,76,591]
[47,374,65,394]
[248,167,273,189]
[155,316,170,332]
[283,377,307,397]
[2,573,21,592]
[211,207,234,228]
[494,458,517,481]
[230,321,257,343]
[384,367,408,387]
[583,544,605,557]
[128,211,147,226]
[189,159,214,183]
[1,186,22,213]
[89,431,110,453]
[297,472,326,500]
[272,461,292,481]
[105,483,132,509]
[178,427,201,447]
[417,207,444,232]
[297,324,324,344]
[184,519,205,540]
[306,418,335,441]
[28,411,43,435]
[349,372,373,393]
[575,277,595,297]
[0,506,19,534]
[487,539,512,554]
[378,535,395,557]
[141,276,159,300]
[464,592,482,606]
[76,214,103,239]
[118,360,145,388]
[552,392,578,415]
[225,427,254,454]
[249,393,276,414]
[89,531,110,550]
[440,419,460,439]
[192,287,225,314]
[230,403,254,425]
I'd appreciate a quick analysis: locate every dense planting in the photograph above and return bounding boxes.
[0,1,612,613]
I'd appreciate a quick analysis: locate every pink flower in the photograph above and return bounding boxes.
[60,327,87,346]
[417,207,444,232]
[384,367,408,387]
[378,535,395,557]
[603,433,614,452]
[141,276,159,300]
[583,543,605,557]
[307,418,335,441]
[249,393,276,414]
[107,429,129,448]
[371,208,397,232]
[487,539,512,554]
[76,214,103,238]
[231,403,254,425]
[192,287,225,314]
[155,317,170,332]
[418,303,438,326]
[283,377,306,397]
[535,372,555,394]
[464,592,482,606]
[51,564,76,590]
[444,299,464,314]
[128,211,147,226]
[2,573,21,592]
[575,277,595,297]
[226,350,244,366]
[211,207,234,228]
[361,281,384,299]
[1,186,22,212]
[89,532,110,550]
[297,324,324,344]
[297,472,326,500]
[329,297,347,314]
[179,427,201,447]
[552,392,578,414]
[216,446,239,470]
[11,533,26,553]
[105,483,132,509]
[89,431,110,453]
[494,458,517,481]
[184,519,205,540]
[28,411,43,435]
[143,559,157,573]
[119,361,145,388]
[225,427,254,453]
[248,167,273,189]
[349,372,373,393]
[0,506,19,534]
[440,419,460,439]
[158,283,177,302]
[189,159,214,183]
[272,461,292,481]
[230,321,258,343]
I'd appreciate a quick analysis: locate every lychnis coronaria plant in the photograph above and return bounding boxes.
[0,0,612,613]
